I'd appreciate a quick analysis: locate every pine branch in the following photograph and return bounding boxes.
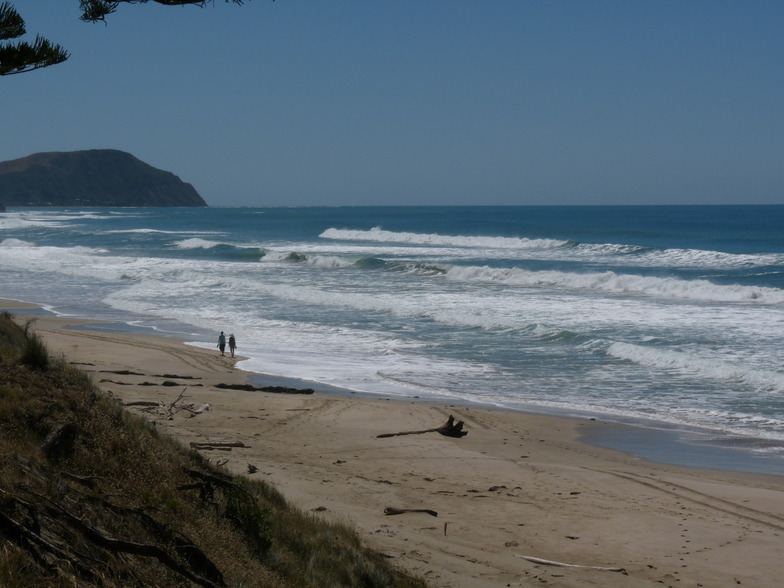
[80,1,249,24]
[0,1,25,41]
[0,35,69,76]
[2,0,255,76]
[0,2,68,75]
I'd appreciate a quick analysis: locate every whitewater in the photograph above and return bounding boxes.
[1,205,783,472]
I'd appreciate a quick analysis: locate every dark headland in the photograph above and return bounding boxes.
[0,149,206,207]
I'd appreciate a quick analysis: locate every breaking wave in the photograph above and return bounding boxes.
[442,265,784,304]
[320,227,567,249]
[174,239,265,261]
[606,341,784,393]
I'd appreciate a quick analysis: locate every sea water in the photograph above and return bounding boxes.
[1,205,783,473]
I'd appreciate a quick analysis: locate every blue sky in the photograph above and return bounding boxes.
[3,1,783,206]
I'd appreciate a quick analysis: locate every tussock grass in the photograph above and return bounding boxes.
[20,331,49,371]
[0,313,427,588]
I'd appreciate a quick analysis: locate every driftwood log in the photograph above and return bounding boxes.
[384,507,438,517]
[123,389,209,420]
[190,442,248,451]
[377,415,467,439]
[1,486,225,588]
[515,554,627,574]
[40,422,79,461]
[214,383,314,395]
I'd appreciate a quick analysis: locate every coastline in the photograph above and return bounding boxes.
[245,371,784,477]
[4,298,784,587]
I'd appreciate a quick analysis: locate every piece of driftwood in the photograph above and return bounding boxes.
[384,507,438,517]
[100,380,162,386]
[15,487,226,588]
[154,373,202,380]
[125,390,209,420]
[214,383,314,395]
[100,379,203,387]
[515,555,627,574]
[81,493,224,584]
[190,442,248,451]
[182,468,238,491]
[40,422,79,461]
[179,402,210,417]
[0,508,99,581]
[169,389,188,408]
[377,414,467,438]
[1,463,228,588]
[61,471,100,489]
[48,502,224,588]
[166,388,198,419]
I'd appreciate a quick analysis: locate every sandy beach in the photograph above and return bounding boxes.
[4,300,784,588]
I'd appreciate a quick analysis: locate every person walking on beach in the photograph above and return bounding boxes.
[228,334,237,358]
[217,331,226,356]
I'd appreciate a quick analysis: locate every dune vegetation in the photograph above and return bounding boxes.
[0,312,426,588]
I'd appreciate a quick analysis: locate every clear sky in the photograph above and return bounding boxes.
[3,1,783,206]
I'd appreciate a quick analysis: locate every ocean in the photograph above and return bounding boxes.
[1,205,783,474]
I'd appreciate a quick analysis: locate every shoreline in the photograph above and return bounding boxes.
[5,299,784,477]
[246,368,784,478]
[60,300,784,477]
[4,298,784,586]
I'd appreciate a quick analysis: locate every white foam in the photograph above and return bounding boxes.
[641,247,784,268]
[1,238,34,248]
[243,245,784,306]
[106,228,211,235]
[0,214,62,230]
[442,265,784,304]
[176,238,222,249]
[606,341,784,393]
[183,317,498,398]
[320,227,567,249]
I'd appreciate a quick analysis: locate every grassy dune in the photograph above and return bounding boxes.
[0,312,426,588]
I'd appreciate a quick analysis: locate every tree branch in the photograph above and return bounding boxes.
[79,0,250,24]
[0,2,68,77]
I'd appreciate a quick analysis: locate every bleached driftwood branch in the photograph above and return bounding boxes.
[515,554,627,574]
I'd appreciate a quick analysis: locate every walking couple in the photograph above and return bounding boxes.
[217,331,237,357]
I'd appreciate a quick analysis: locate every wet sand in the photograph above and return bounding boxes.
[5,300,784,587]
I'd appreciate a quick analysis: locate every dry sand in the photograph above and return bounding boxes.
[6,301,784,588]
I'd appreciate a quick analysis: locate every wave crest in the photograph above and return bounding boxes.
[320,227,567,249]
[442,265,784,304]
[607,341,784,392]
[174,239,265,261]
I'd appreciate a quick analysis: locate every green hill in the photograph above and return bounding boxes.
[0,150,207,207]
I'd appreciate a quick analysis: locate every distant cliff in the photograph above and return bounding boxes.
[0,150,207,207]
